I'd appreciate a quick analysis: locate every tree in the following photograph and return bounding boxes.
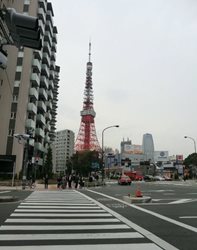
[68,150,100,176]
[43,146,53,178]
[184,153,197,167]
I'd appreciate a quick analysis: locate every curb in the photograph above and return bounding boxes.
[123,195,152,204]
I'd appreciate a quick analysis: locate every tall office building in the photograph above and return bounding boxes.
[0,0,59,177]
[54,130,75,173]
[142,133,155,163]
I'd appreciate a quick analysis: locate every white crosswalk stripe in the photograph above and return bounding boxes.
[0,190,164,249]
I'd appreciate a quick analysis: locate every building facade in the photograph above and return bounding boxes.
[54,129,75,174]
[142,133,155,163]
[0,0,59,178]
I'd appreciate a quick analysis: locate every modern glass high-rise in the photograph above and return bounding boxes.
[0,0,59,177]
[142,133,155,163]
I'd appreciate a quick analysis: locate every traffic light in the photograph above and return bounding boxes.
[3,8,42,50]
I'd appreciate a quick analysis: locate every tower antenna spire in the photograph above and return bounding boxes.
[89,41,91,62]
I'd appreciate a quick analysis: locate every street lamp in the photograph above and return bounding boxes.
[101,125,119,182]
[184,136,196,154]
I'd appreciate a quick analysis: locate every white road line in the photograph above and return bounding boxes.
[86,189,197,234]
[83,190,180,250]
[0,224,129,230]
[5,218,120,223]
[15,209,105,212]
[18,205,99,209]
[0,232,143,240]
[0,243,163,250]
[11,213,112,217]
[21,202,96,205]
[0,191,10,194]
[169,199,192,204]
[180,216,197,219]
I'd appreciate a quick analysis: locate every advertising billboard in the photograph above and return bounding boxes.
[123,144,143,154]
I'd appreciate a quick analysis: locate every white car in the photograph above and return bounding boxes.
[153,176,165,181]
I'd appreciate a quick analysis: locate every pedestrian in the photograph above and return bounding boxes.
[44,174,48,189]
[68,174,72,188]
[75,174,79,189]
[57,176,62,189]
[79,176,84,188]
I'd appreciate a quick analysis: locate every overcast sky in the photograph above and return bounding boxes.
[50,0,197,158]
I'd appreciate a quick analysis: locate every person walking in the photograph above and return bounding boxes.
[44,174,48,189]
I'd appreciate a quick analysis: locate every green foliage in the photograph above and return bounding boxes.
[184,153,197,167]
[68,150,100,176]
[43,146,53,178]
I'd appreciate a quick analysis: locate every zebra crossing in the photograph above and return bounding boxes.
[0,190,165,249]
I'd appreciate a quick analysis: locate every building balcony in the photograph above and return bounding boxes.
[29,87,38,100]
[42,52,50,67]
[49,70,54,80]
[45,123,51,131]
[27,102,37,114]
[38,7,46,23]
[45,20,53,36]
[52,33,57,44]
[32,58,41,73]
[47,90,53,100]
[37,101,47,113]
[39,20,45,36]
[33,50,42,61]
[30,73,40,87]
[34,142,44,152]
[51,42,57,52]
[44,31,52,46]
[40,76,49,89]
[39,88,48,100]
[26,119,36,130]
[49,80,54,89]
[46,10,54,26]
[35,128,45,138]
[51,51,56,61]
[46,101,52,110]
[44,134,50,143]
[36,114,46,125]
[43,41,51,56]
[45,112,52,121]
[39,0,47,12]
[50,60,55,70]
[41,64,50,77]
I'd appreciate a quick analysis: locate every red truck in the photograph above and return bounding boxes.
[124,171,143,181]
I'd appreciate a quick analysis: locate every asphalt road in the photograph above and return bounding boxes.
[0,180,196,250]
[79,180,197,250]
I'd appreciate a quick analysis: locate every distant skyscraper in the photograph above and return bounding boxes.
[142,133,155,162]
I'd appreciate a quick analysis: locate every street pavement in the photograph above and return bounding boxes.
[0,188,177,250]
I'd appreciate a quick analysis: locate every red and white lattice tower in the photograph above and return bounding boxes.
[74,43,101,152]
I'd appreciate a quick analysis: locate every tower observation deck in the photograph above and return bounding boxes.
[74,43,100,152]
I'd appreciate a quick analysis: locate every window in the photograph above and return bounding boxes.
[15,72,21,81]
[17,57,23,66]
[11,112,16,119]
[23,4,29,13]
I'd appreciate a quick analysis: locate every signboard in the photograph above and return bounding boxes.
[123,145,143,154]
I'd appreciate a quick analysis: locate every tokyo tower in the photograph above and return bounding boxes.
[74,43,101,152]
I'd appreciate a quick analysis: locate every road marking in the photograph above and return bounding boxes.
[11,213,113,217]
[180,216,197,219]
[169,199,192,204]
[5,218,120,223]
[0,224,129,230]
[86,188,197,240]
[0,243,163,250]
[18,205,100,208]
[21,202,96,205]
[0,232,143,240]
[0,191,10,194]
[15,209,105,212]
